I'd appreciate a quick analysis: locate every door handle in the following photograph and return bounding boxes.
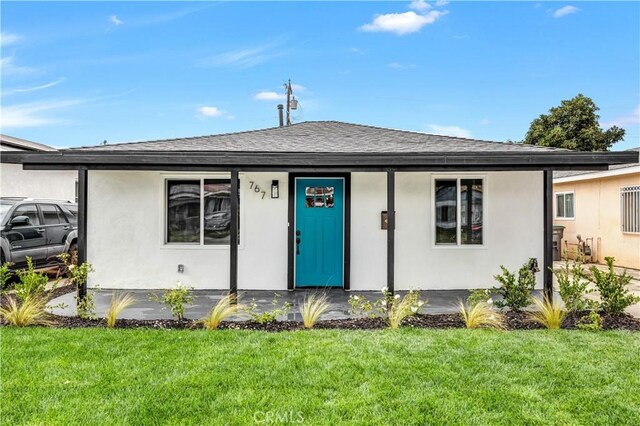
[35,228,45,233]
[296,234,301,255]
[63,226,70,230]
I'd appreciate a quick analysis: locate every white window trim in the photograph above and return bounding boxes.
[159,173,245,250]
[554,191,575,220]
[431,174,487,249]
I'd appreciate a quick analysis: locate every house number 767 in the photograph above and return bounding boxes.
[249,181,267,199]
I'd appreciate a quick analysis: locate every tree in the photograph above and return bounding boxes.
[523,94,625,151]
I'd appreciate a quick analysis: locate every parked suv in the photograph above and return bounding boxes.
[0,197,78,269]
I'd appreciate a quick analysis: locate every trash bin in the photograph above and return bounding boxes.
[552,225,565,261]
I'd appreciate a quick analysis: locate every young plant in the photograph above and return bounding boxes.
[76,290,98,319]
[492,262,537,311]
[0,296,54,327]
[576,310,603,331]
[349,288,425,329]
[0,262,13,290]
[58,252,97,318]
[105,292,136,328]
[150,282,194,320]
[589,257,639,314]
[300,294,330,329]
[467,289,492,307]
[528,297,567,330]
[243,293,292,324]
[554,259,594,312]
[199,293,240,330]
[457,299,505,330]
[14,257,49,302]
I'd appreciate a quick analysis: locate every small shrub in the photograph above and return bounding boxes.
[0,296,54,327]
[493,262,537,312]
[467,289,492,307]
[300,294,330,329]
[554,259,594,312]
[106,292,136,328]
[576,310,603,331]
[349,287,425,329]
[589,257,639,314]
[457,300,505,330]
[243,294,292,324]
[150,282,194,320]
[528,297,566,330]
[0,262,13,290]
[199,293,240,330]
[58,253,94,289]
[14,257,49,302]
[76,290,98,319]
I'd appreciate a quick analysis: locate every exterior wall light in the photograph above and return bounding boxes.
[271,180,279,199]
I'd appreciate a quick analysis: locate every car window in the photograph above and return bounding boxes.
[41,204,68,225]
[0,200,16,223]
[11,204,40,226]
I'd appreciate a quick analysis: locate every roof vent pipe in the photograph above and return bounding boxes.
[277,104,284,127]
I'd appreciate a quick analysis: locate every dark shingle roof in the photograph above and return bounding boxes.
[72,121,563,153]
[554,147,640,179]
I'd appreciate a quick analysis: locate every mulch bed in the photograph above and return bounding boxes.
[11,311,636,332]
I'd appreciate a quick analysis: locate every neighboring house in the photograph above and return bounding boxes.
[0,134,77,201]
[553,148,640,269]
[2,121,637,295]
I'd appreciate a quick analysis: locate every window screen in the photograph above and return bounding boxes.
[621,186,640,233]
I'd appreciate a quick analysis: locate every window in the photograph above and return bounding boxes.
[166,179,239,245]
[434,178,484,245]
[555,192,574,219]
[621,186,640,234]
[305,187,335,208]
[11,204,40,226]
[40,204,68,225]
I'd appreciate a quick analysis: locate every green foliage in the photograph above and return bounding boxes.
[349,287,426,328]
[457,300,505,330]
[76,291,97,320]
[528,297,567,330]
[150,282,194,320]
[467,289,492,308]
[589,257,639,314]
[58,252,94,289]
[523,94,625,151]
[243,293,292,324]
[492,263,536,312]
[576,310,603,331]
[0,262,13,290]
[14,257,49,302]
[0,296,54,327]
[300,294,330,329]
[554,260,595,312]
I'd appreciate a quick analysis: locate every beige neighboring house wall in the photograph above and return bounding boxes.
[0,134,77,201]
[553,149,640,269]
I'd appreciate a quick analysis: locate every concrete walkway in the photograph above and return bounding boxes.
[49,288,552,321]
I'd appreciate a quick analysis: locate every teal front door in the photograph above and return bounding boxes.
[295,178,344,287]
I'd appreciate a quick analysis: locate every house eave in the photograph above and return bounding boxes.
[2,149,637,171]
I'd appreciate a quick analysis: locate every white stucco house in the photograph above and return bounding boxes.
[3,122,637,297]
[1,134,77,201]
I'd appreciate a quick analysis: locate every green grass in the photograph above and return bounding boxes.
[2,328,639,425]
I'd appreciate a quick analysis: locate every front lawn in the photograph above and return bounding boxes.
[2,328,639,425]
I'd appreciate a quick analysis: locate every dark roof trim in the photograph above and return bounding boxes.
[2,150,637,171]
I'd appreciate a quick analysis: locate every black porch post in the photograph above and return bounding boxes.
[77,168,88,299]
[230,169,239,294]
[543,169,553,301]
[387,170,395,294]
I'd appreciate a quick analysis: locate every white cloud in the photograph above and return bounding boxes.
[480,118,491,125]
[602,105,640,128]
[0,99,83,128]
[551,6,579,18]
[0,32,21,47]
[409,0,431,12]
[110,15,124,26]
[359,10,447,35]
[426,124,472,138]
[3,78,65,96]
[196,106,226,118]
[199,40,284,70]
[291,84,306,92]
[434,0,449,6]
[0,56,37,76]
[254,91,286,101]
[388,62,416,70]
[350,47,365,54]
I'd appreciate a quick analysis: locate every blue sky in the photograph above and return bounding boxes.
[1,1,639,150]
